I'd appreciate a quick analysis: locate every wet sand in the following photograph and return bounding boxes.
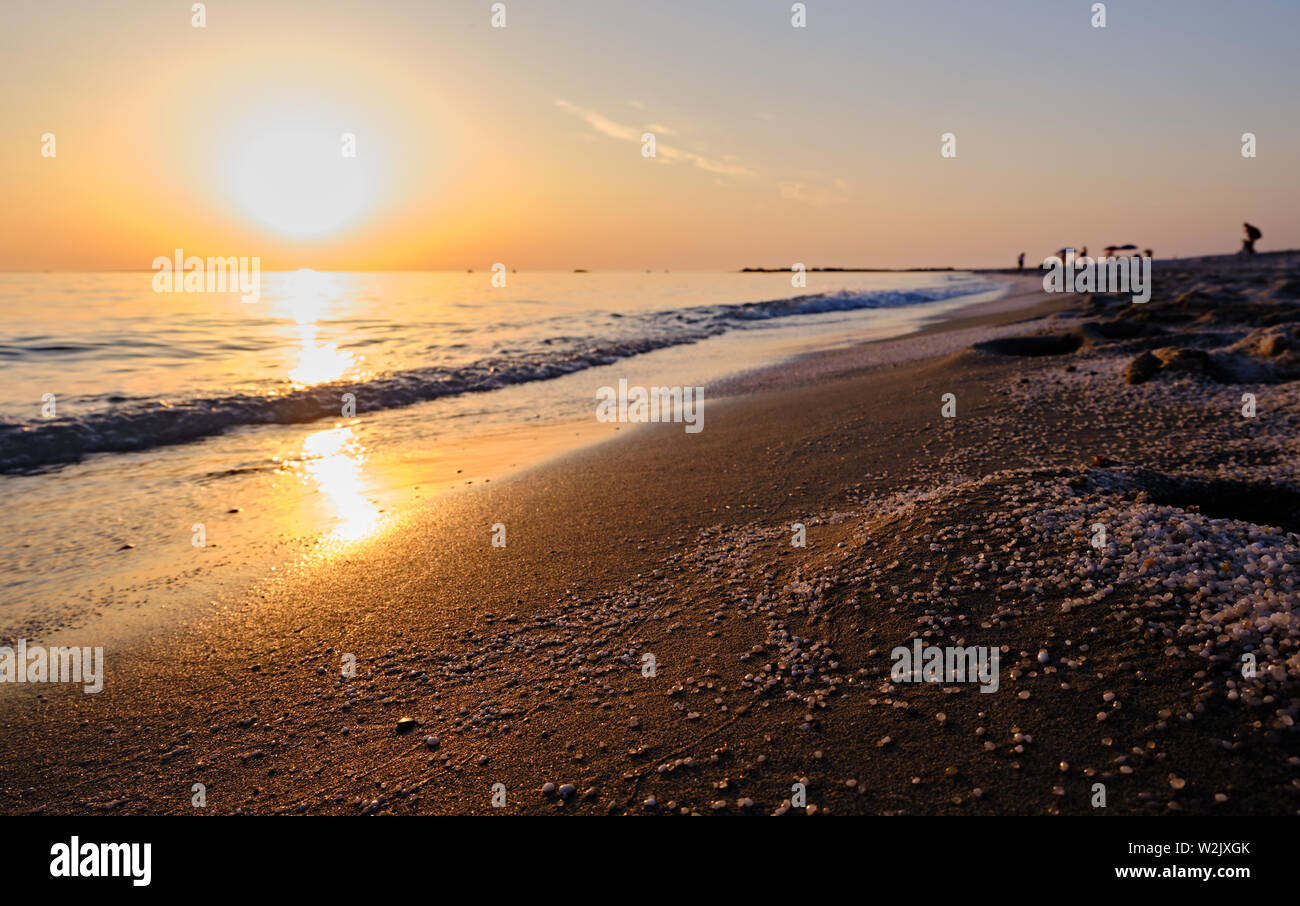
[2,257,1297,815]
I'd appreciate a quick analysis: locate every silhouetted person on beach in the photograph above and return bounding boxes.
[1242,222,1261,254]
[1017,252,1025,273]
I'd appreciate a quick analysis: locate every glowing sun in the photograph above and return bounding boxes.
[223,105,375,238]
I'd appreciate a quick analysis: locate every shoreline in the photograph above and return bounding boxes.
[2,258,1296,815]
[2,275,1043,652]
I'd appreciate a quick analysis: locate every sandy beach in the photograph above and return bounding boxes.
[2,255,1295,816]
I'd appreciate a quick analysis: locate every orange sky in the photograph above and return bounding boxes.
[2,0,1297,271]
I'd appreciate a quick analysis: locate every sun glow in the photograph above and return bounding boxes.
[222,105,376,238]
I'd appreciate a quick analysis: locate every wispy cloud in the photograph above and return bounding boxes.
[555,100,752,177]
[555,99,642,142]
[778,179,850,206]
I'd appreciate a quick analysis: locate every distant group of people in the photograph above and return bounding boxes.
[1017,245,1148,272]
[1013,222,1263,271]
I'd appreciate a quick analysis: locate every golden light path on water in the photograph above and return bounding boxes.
[279,269,357,386]
[274,270,382,545]
[299,425,382,545]
[290,323,353,385]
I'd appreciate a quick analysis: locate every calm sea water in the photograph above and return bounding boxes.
[0,270,1002,642]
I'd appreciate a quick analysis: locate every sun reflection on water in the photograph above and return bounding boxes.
[290,323,353,384]
[300,425,381,544]
[277,269,357,386]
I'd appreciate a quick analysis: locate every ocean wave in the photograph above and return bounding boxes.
[0,282,995,472]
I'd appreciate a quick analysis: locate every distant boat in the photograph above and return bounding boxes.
[573,268,588,273]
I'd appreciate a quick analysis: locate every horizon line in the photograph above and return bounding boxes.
[5,249,1294,276]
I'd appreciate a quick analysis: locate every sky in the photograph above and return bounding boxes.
[1,0,1297,271]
